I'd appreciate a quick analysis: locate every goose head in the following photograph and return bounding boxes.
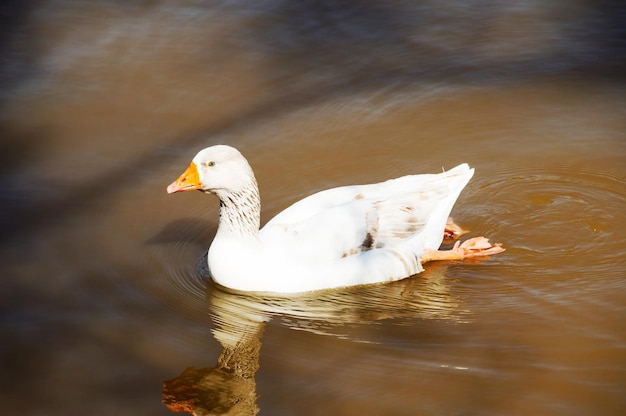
[166,145,256,197]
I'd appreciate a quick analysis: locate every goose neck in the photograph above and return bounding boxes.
[215,181,261,239]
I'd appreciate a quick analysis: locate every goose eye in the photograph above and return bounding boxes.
[207,161,216,167]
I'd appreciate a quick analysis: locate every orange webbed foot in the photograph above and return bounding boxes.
[443,217,469,242]
[422,236,505,264]
[452,237,505,258]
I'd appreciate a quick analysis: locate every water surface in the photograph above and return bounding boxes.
[1,1,625,415]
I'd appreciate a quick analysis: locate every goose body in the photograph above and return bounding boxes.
[167,145,503,293]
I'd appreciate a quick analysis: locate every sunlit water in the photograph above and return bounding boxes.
[1,1,625,415]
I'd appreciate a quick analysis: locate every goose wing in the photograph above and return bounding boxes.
[260,164,474,263]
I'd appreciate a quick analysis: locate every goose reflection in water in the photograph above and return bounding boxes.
[162,261,469,415]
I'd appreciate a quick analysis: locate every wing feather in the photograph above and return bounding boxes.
[260,164,473,263]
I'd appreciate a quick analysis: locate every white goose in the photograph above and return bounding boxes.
[167,145,504,293]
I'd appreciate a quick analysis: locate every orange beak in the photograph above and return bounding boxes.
[167,162,202,193]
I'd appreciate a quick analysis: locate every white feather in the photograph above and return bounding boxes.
[179,145,474,293]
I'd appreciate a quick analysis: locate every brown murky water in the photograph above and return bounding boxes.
[1,2,625,415]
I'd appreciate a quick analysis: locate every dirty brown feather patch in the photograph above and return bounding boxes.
[361,232,375,251]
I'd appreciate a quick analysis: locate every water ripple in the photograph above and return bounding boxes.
[139,217,214,324]
[470,165,625,273]
[457,164,626,315]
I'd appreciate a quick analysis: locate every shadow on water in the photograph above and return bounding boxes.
[147,218,217,246]
[0,1,625,245]
[257,0,626,79]
[0,1,42,96]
